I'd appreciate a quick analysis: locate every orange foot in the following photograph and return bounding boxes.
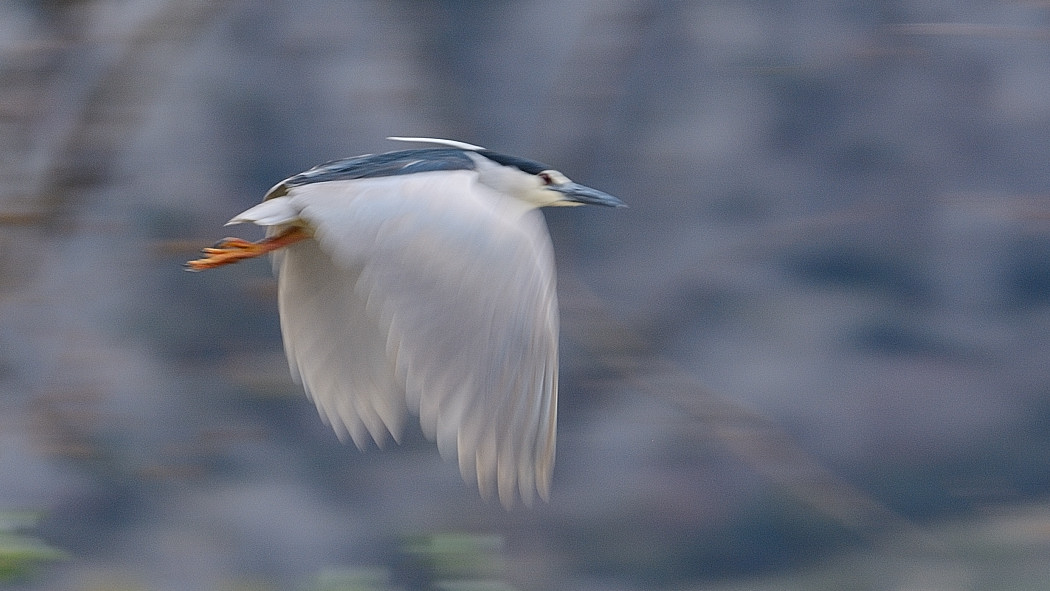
[185,227,308,271]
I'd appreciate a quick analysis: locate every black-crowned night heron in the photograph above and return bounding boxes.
[187,137,624,507]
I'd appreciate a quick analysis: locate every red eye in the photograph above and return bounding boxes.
[538,172,553,185]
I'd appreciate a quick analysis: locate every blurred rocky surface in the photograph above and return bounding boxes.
[2,0,1050,589]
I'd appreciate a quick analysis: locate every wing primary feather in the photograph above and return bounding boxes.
[535,361,558,501]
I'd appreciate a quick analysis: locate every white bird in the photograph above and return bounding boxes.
[187,137,624,507]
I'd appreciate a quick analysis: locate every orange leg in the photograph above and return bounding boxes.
[185,226,309,271]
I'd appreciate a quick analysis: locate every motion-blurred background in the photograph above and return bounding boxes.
[2,1,1050,589]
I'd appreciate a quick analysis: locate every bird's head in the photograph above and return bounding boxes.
[386,137,626,210]
[468,150,626,209]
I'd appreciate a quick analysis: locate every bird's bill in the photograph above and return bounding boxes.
[550,182,626,208]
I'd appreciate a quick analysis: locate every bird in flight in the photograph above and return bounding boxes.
[187,137,624,507]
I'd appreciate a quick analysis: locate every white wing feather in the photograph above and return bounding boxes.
[234,171,558,506]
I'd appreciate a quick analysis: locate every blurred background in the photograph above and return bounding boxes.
[2,0,1050,589]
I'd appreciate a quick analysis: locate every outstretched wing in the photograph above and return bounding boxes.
[236,170,559,507]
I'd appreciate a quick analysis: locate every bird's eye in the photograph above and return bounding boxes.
[538,172,554,185]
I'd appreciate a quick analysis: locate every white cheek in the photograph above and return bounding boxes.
[526,187,568,207]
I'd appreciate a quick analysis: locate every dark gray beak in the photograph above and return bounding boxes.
[551,182,627,208]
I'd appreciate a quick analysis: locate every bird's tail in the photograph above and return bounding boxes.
[226,196,299,227]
